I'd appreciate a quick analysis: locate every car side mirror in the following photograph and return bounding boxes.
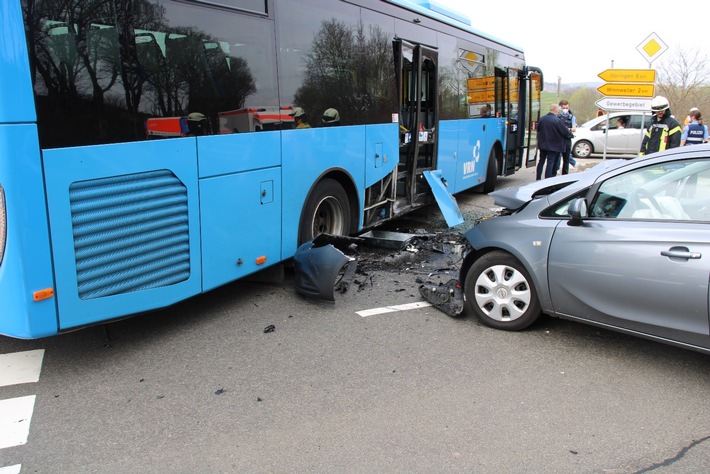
[567,198,588,226]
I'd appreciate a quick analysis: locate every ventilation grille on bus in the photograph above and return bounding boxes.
[69,170,190,300]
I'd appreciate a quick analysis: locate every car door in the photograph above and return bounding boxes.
[546,157,710,348]
[594,114,630,154]
[620,113,649,155]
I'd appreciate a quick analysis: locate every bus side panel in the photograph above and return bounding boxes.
[443,118,506,194]
[0,0,35,124]
[436,119,460,192]
[0,125,58,338]
[364,123,399,187]
[281,126,366,259]
[42,139,202,330]
[200,167,282,292]
[197,132,281,178]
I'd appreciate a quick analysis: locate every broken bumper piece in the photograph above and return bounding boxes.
[293,237,354,302]
[418,278,464,317]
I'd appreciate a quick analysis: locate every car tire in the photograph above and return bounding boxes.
[573,140,593,159]
[463,250,541,330]
[299,178,351,244]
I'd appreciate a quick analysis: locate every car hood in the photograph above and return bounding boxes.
[490,159,627,210]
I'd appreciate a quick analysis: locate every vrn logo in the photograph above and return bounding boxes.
[463,140,481,175]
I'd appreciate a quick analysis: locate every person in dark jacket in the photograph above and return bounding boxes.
[639,96,682,155]
[536,104,573,180]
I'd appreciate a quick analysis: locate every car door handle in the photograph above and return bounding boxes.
[661,247,701,260]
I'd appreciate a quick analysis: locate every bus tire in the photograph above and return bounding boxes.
[299,178,351,244]
[482,151,498,193]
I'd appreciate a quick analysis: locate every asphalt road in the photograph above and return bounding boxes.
[2,160,710,473]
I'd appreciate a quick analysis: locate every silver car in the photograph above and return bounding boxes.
[460,144,710,354]
[572,112,652,158]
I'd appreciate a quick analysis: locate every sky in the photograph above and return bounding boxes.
[438,0,690,84]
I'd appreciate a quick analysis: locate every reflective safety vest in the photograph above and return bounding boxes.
[640,117,682,155]
[685,122,705,145]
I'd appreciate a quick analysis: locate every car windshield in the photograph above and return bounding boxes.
[590,159,710,219]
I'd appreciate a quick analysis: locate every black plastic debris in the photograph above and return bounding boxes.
[215,388,225,395]
[263,324,275,333]
[335,259,358,294]
[358,230,421,250]
[418,276,465,317]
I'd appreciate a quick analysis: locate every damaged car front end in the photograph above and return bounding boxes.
[293,236,355,302]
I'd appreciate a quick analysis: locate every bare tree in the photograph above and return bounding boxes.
[655,47,710,116]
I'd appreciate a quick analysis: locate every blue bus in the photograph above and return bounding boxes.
[0,0,542,338]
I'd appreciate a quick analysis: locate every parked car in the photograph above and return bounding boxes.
[459,144,710,354]
[572,111,652,159]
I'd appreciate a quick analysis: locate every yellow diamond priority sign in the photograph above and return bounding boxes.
[637,33,668,64]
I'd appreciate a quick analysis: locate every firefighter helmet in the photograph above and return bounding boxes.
[651,96,670,112]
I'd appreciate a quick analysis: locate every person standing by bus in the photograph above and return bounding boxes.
[536,104,573,180]
[321,108,341,126]
[681,111,709,146]
[640,96,682,155]
[289,107,311,129]
[557,100,577,174]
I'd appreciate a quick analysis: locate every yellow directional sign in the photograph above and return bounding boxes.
[598,69,656,83]
[467,90,495,103]
[597,83,655,98]
[467,77,495,89]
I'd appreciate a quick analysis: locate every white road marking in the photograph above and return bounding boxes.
[357,301,433,317]
[0,349,45,472]
[0,350,45,387]
[0,395,36,449]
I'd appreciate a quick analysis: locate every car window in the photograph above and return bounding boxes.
[540,189,589,218]
[589,158,710,221]
[627,114,648,130]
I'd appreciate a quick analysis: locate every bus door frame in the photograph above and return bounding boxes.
[524,67,543,168]
[503,68,522,175]
[394,39,439,208]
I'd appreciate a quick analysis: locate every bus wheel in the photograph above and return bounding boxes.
[482,151,498,193]
[299,178,351,243]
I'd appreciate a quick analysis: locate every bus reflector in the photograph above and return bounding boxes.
[256,256,267,265]
[33,288,54,302]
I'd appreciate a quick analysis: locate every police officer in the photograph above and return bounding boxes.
[681,111,709,146]
[640,96,682,155]
[557,100,576,174]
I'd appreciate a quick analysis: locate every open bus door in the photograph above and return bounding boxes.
[392,40,462,226]
[524,67,543,168]
[504,67,543,172]
[503,68,522,175]
[394,40,437,209]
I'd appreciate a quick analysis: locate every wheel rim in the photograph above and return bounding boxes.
[575,142,591,158]
[311,196,345,236]
[474,264,532,322]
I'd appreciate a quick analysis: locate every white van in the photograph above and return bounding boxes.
[572,112,652,158]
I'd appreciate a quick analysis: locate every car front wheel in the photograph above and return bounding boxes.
[573,140,593,158]
[464,251,541,330]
